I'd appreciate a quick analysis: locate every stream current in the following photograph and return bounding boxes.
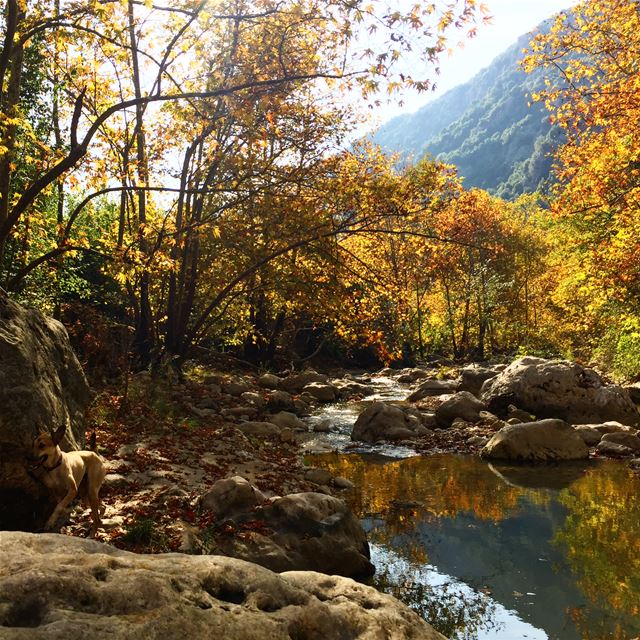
[304,376,640,640]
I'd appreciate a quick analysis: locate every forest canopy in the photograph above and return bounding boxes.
[1,0,640,379]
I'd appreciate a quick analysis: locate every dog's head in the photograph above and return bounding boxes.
[30,424,66,468]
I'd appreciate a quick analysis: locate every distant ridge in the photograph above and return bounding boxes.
[372,23,563,200]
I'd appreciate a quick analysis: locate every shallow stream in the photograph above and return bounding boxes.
[306,377,640,640]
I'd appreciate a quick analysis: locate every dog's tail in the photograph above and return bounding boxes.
[89,429,97,452]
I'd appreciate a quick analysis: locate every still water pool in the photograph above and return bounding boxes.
[308,452,640,639]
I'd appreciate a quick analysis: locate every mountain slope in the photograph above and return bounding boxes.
[372,26,562,199]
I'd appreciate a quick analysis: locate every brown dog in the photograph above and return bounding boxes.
[31,424,106,537]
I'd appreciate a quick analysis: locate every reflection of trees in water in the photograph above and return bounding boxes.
[374,565,499,639]
[554,463,640,632]
[310,452,536,530]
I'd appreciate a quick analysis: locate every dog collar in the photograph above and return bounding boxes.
[43,456,63,472]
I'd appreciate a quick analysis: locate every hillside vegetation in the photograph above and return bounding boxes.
[373,26,563,200]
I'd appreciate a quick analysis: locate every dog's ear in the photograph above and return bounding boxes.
[52,423,67,445]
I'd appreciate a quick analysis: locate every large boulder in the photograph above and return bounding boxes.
[0,291,90,531]
[458,364,500,397]
[0,531,444,640]
[351,401,423,443]
[435,391,487,428]
[481,357,639,426]
[203,487,374,579]
[481,419,589,462]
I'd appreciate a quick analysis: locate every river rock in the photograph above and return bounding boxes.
[624,382,640,405]
[302,382,339,403]
[241,391,266,409]
[224,380,251,397]
[0,292,91,531]
[200,476,266,518]
[596,441,635,457]
[397,368,432,383]
[435,391,487,428]
[600,431,640,452]
[459,364,500,397]
[237,421,281,438]
[0,531,443,640]
[304,467,333,485]
[280,370,328,393]
[351,401,420,443]
[407,379,460,402]
[219,492,375,579]
[573,425,603,446]
[268,411,306,430]
[481,419,589,462]
[266,390,295,411]
[592,421,637,435]
[481,357,639,425]
[331,379,374,398]
[257,373,283,390]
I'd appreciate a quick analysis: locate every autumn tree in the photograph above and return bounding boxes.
[524,0,640,375]
[0,0,489,366]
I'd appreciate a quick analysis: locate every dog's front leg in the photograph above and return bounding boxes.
[44,484,78,531]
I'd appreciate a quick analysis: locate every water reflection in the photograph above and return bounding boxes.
[308,452,640,640]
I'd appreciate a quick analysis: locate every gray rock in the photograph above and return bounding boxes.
[280,370,328,393]
[302,382,339,403]
[268,411,306,430]
[459,364,500,397]
[481,357,639,425]
[266,390,295,411]
[200,476,266,518]
[596,441,635,457]
[435,391,487,428]
[0,292,90,530]
[592,421,637,435]
[0,531,443,640]
[573,425,603,446]
[351,401,420,443]
[237,421,281,438]
[304,468,333,485]
[331,379,374,398]
[396,368,431,383]
[601,431,640,452]
[407,379,459,402]
[313,420,331,433]
[624,382,640,405]
[507,405,535,423]
[196,397,218,410]
[224,380,251,397]
[333,477,355,490]
[241,391,266,409]
[481,419,589,462]
[257,373,283,390]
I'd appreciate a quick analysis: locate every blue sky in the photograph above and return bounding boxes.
[369,0,577,125]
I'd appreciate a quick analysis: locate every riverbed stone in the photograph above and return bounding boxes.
[268,411,306,430]
[217,492,375,579]
[408,379,459,402]
[574,425,604,446]
[237,421,281,438]
[200,476,266,518]
[351,401,420,443]
[266,390,295,411]
[257,373,283,390]
[481,357,639,425]
[280,370,328,393]
[0,531,442,640]
[481,419,589,462]
[435,391,487,428]
[596,440,635,457]
[302,382,339,403]
[600,431,640,452]
[459,364,500,397]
